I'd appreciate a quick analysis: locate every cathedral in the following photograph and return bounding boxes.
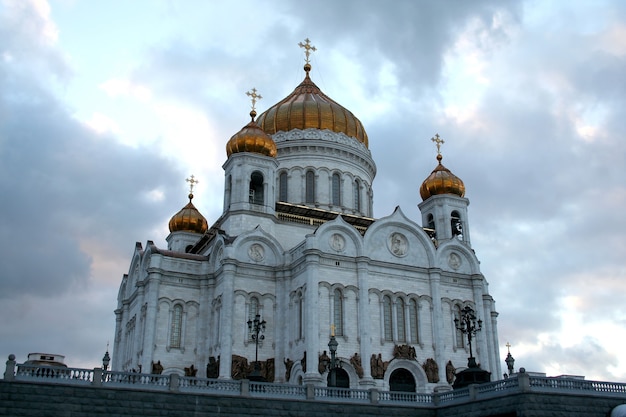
[112,40,501,393]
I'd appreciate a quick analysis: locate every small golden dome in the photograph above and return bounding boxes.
[168,193,209,234]
[420,154,466,201]
[256,65,369,147]
[226,110,277,158]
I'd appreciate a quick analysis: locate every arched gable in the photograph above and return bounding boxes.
[312,215,364,257]
[384,358,429,392]
[229,226,285,266]
[363,206,436,267]
[435,240,481,275]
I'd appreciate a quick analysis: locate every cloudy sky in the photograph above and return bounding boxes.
[1,0,625,382]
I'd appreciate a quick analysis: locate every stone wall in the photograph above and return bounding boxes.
[0,380,434,417]
[2,380,625,417]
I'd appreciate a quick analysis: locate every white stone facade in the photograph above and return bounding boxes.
[113,82,500,393]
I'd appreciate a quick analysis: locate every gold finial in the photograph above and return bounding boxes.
[298,38,317,65]
[330,323,336,337]
[186,175,199,195]
[431,133,445,155]
[506,342,511,354]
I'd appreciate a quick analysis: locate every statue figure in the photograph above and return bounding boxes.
[319,350,330,374]
[370,353,385,379]
[446,360,456,384]
[151,360,163,375]
[350,353,363,378]
[422,358,439,383]
[393,344,416,359]
[184,364,197,377]
[263,358,275,382]
[231,354,249,380]
[206,356,219,378]
[301,351,307,373]
[284,357,294,382]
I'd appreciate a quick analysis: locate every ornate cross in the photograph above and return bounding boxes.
[506,342,511,354]
[246,88,262,111]
[298,38,317,64]
[431,133,445,155]
[330,323,336,337]
[186,175,199,194]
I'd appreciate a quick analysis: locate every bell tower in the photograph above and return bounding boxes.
[418,134,471,246]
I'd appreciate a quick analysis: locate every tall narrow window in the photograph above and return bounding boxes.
[248,297,259,340]
[354,179,361,212]
[409,299,419,343]
[250,172,264,205]
[396,298,406,342]
[279,172,288,201]
[298,293,304,340]
[333,289,344,336]
[455,305,465,348]
[332,173,341,206]
[383,295,393,341]
[306,171,315,203]
[170,304,183,348]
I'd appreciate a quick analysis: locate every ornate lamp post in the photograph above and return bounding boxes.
[247,314,266,381]
[102,344,111,371]
[327,325,339,387]
[452,305,490,389]
[454,305,483,368]
[505,342,515,377]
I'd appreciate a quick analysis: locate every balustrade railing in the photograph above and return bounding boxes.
[6,359,626,407]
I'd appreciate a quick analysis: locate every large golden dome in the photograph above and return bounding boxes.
[168,193,209,234]
[226,110,277,158]
[256,64,369,147]
[420,154,466,201]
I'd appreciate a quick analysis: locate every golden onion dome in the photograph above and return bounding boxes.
[420,154,466,201]
[256,64,369,147]
[226,110,277,158]
[168,193,209,234]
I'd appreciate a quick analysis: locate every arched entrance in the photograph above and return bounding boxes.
[327,368,350,388]
[389,368,416,392]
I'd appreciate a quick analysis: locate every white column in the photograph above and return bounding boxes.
[197,278,210,378]
[303,253,322,385]
[141,271,161,372]
[357,258,375,386]
[471,274,489,372]
[429,269,447,384]
[218,262,236,379]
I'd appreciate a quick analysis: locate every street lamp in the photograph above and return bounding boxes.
[504,342,515,376]
[247,314,266,381]
[102,348,111,371]
[454,305,483,368]
[326,324,340,387]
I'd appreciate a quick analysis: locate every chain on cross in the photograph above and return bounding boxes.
[186,175,199,194]
[246,88,262,112]
[298,38,317,64]
[431,133,445,155]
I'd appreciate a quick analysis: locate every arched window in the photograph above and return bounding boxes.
[279,171,288,201]
[454,305,465,348]
[333,288,343,336]
[451,211,463,240]
[409,299,419,343]
[427,214,435,230]
[225,175,232,209]
[305,171,315,203]
[396,298,406,342]
[248,297,260,341]
[250,172,264,205]
[383,295,393,341]
[332,173,341,206]
[354,179,361,212]
[170,304,183,348]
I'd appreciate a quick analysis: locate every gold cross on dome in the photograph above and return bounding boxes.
[431,133,445,155]
[186,175,199,194]
[330,323,336,337]
[506,342,511,354]
[298,38,317,64]
[246,88,262,111]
